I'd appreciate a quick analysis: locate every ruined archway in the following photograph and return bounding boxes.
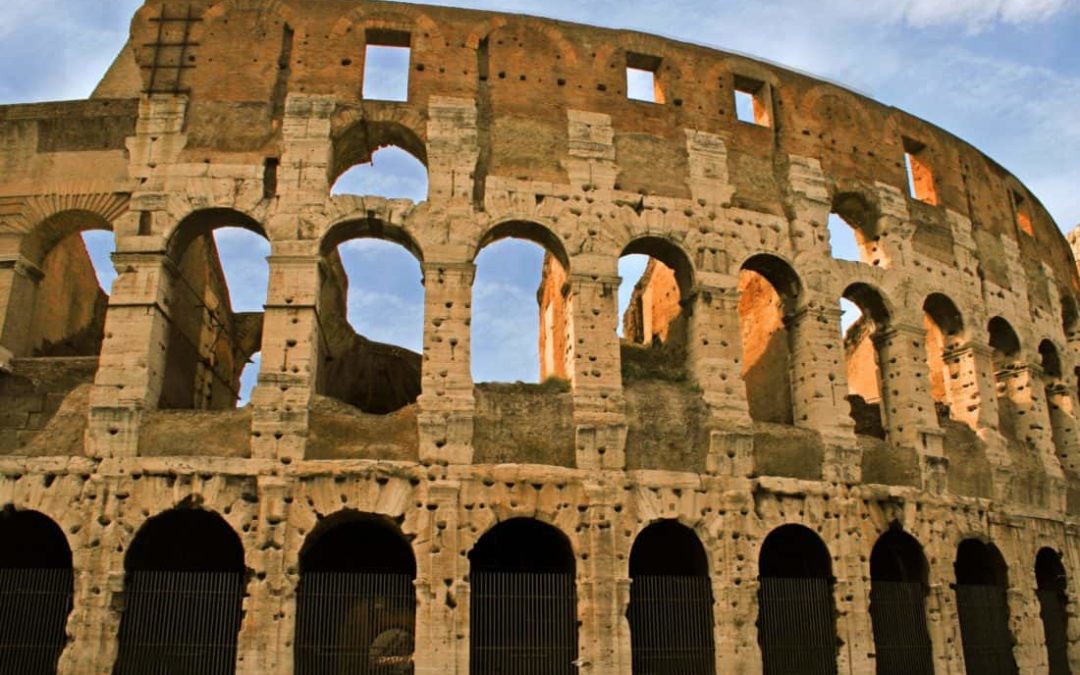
[468,518,577,674]
[159,209,269,410]
[923,293,965,415]
[828,192,885,266]
[1036,548,1071,675]
[739,254,801,424]
[868,529,933,675]
[757,524,837,675]
[295,512,417,674]
[627,520,715,674]
[114,508,246,674]
[0,508,73,673]
[988,317,1022,441]
[953,538,1017,675]
[841,283,892,439]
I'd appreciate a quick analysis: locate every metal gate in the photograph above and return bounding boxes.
[1037,588,1071,675]
[470,572,577,675]
[294,572,416,675]
[954,584,1018,675]
[113,571,244,675]
[869,580,934,675]
[758,577,837,675]
[627,575,715,674]
[0,568,73,675]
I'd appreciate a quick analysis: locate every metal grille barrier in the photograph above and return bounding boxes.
[1037,588,1071,675]
[627,575,715,675]
[113,571,244,675]
[868,580,934,675]
[470,572,577,675]
[758,576,838,675]
[954,583,1018,675]
[0,568,73,675]
[294,572,416,675]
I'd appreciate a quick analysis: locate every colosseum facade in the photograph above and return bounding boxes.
[1,1,1079,674]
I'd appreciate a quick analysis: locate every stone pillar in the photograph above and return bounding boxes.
[236,476,294,674]
[1007,568,1046,673]
[716,579,763,673]
[687,285,754,476]
[578,482,621,674]
[413,480,464,675]
[834,520,874,675]
[86,252,173,458]
[417,262,475,465]
[942,342,1001,432]
[786,305,858,480]
[1000,363,1066,505]
[0,254,42,356]
[249,252,323,462]
[1046,381,1080,475]
[926,554,966,675]
[567,271,626,470]
[873,323,947,491]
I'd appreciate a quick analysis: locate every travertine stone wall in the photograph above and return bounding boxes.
[0,1,1079,673]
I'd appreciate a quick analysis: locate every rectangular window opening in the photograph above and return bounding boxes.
[363,29,411,102]
[903,137,938,205]
[734,75,772,126]
[626,52,663,104]
[1013,190,1034,237]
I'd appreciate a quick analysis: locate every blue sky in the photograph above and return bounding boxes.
[2,0,1078,393]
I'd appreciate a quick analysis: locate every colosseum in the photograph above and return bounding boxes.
[1,1,1078,674]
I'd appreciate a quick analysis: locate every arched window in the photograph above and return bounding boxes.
[841,283,891,439]
[954,539,1017,674]
[757,524,837,675]
[469,518,577,674]
[331,145,428,202]
[739,255,801,424]
[627,520,715,674]
[868,529,933,674]
[0,508,73,673]
[474,222,570,384]
[160,210,269,410]
[317,221,424,414]
[115,509,246,674]
[923,294,965,415]
[618,238,693,383]
[1035,548,1070,675]
[295,513,416,674]
[828,194,884,266]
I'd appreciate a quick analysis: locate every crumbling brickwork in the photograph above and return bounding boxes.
[1,1,1080,673]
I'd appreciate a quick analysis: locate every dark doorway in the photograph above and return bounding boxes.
[627,520,715,674]
[954,539,1017,675]
[757,524,837,675]
[469,518,577,674]
[1036,548,1071,675]
[0,508,74,674]
[113,509,245,675]
[869,529,934,675]
[295,513,417,674]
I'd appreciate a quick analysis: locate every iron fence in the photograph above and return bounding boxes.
[758,576,838,675]
[869,580,934,675]
[955,583,1018,675]
[1037,588,1071,675]
[627,575,715,674]
[0,568,73,675]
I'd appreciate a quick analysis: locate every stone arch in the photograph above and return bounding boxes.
[295,511,417,674]
[841,282,893,439]
[621,236,695,300]
[924,292,966,409]
[115,507,246,673]
[0,507,74,673]
[468,518,578,674]
[1040,339,1063,379]
[1035,547,1071,675]
[757,524,837,675]
[331,119,428,190]
[868,528,934,674]
[988,316,1022,361]
[988,317,1024,441]
[627,519,716,674]
[953,538,1017,674]
[321,216,424,262]
[475,219,570,271]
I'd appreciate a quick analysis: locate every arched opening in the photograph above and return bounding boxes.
[331,146,428,203]
[739,255,801,424]
[869,529,933,675]
[19,211,115,358]
[989,317,1022,441]
[757,524,837,675]
[923,294,965,416]
[295,513,417,674]
[115,508,246,674]
[1036,548,1071,675]
[317,220,424,414]
[475,222,570,384]
[0,508,73,673]
[828,194,884,266]
[1040,340,1080,474]
[842,283,891,439]
[469,518,577,674]
[159,211,269,410]
[627,520,715,674]
[618,238,693,383]
[954,539,1017,674]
